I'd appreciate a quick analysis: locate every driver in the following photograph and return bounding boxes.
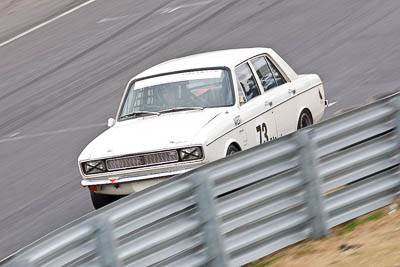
[159,84,179,108]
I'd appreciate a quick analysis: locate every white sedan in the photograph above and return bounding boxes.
[78,47,326,208]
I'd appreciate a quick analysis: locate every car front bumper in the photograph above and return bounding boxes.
[81,167,197,187]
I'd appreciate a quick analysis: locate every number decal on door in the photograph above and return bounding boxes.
[256,123,269,144]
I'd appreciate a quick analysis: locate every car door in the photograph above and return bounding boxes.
[251,55,298,136]
[234,61,278,148]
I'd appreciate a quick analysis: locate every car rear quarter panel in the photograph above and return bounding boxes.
[293,74,325,124]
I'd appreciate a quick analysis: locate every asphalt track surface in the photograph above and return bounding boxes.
[1,0,400,260]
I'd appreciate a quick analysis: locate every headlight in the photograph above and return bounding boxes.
[82,160,106,175]
[179,147,203,161]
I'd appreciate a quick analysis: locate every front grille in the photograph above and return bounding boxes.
[106,150,179,171]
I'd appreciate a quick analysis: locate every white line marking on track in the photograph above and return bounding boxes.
[0,123,105,144]
[0,0,97,48]
[161,0,214,14]
[9,132,20,138]
[97,16,129,24]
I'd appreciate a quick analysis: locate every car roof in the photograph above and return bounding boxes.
[134,47,272,79]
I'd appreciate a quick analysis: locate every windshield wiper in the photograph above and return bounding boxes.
[120,111,160,120]
[159,107,204,114]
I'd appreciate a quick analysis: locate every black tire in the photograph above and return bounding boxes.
[90,192,123,209]
[226,144,240,156]
[297,110,313,130]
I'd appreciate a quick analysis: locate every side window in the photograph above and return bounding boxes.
[235,63,261,102]
[266,57,286,86]
[251,56,277,91]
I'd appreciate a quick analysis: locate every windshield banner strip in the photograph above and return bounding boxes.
[134,70,223,90]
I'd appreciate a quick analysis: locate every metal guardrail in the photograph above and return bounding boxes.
[4,94,400,267]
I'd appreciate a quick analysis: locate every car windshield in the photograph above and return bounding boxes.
[119,69,233,120]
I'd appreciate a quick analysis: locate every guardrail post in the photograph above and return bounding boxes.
[191,172,230,267]
[296,130,330,238]
[389,95,400,148]
[94,217,121,267]
[389,95,400,196]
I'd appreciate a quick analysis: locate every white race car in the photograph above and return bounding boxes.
[78,48,326,208]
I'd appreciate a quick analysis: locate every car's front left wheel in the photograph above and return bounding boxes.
[226,144,240,156]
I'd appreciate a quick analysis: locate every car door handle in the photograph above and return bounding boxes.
[265,100,273,107]
[288,88,296,95]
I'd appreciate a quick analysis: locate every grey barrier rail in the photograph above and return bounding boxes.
[4,94,400,267]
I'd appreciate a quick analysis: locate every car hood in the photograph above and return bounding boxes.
[80,109,224,160]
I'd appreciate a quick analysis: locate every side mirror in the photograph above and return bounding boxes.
[239,96,246,105]
[107,118,115,127]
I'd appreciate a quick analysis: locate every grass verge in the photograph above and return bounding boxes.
[244,202,400,267]
[336,211,384,236]
[252,254,285,267]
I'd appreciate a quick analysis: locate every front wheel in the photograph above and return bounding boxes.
[226,144,240,156]
[297,110,313,130]
[90,192,124,209]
